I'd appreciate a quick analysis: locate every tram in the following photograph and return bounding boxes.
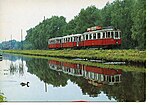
[48,26,121,49]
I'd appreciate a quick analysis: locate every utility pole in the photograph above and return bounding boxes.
[21,29,23,50]
[11,34,12,49]
[44,16,45,21]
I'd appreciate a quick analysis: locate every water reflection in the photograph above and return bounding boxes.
[26,58,68,88]
[49,60,122,86]
[26,58,145,101]
[1,54,146,102]
[9,57,24,76]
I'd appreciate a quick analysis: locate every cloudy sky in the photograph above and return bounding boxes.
[0,0,114,42]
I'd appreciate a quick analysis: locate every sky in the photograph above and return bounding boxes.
[0,0,114,42]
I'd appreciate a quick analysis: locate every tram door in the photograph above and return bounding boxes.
[77,37,79,47]
[76,36,80,47]
[74,36,78,47]
[77,36,82,47]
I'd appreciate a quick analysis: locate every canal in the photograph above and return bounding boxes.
[0,53,146,102]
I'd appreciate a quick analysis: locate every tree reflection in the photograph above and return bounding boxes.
[9,62,24,76]
[26,58,145,102]
[18,57,24,76]
[26,58,68,88]
[9,63,17,75]
[101,72,146,102]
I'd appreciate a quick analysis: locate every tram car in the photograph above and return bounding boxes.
[48,26,121,49]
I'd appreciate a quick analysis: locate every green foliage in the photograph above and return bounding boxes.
[131,0,146,49]
[26,16,67,49]
[25,0,145,50]
[0,91,5,102]
[74,6,101,33]
[0,40,22,50]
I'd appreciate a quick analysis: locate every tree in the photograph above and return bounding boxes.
[131,0,146,49]
[26,16,67,49]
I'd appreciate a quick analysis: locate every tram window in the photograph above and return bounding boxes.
[66,38,68,42]
[63,39,65,43]
[97,33,101,39]
[65,38,67,42]
[112,77,114,82]
[108,32,110,38]
[93,33,96,39]
[115,32,118,38]
[111,32,114,38]
[109,76,111,82]
[103,32,105,38]
[116,76,119,82]
[70,37,72,42]
[86,34,88,40]
[79,36,81,41]
[89,34,92,39]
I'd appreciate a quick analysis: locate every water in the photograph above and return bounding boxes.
[0,54,146,102]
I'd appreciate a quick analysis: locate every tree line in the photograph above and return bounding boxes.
[25,0,146,50]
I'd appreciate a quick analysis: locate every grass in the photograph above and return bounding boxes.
[5,53,146,73]
[1,49,146,64]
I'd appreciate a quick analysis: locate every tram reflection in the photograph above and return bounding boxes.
[49,60,122,87]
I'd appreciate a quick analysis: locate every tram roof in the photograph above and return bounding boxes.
[83,29,120,34]
[62,34,82,38]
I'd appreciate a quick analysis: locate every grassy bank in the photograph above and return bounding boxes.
[1,49,146,64]
[6,53,146,72]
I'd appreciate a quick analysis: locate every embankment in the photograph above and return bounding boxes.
[1,49,146,65]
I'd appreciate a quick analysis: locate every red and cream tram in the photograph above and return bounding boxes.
[48,26,121,49]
